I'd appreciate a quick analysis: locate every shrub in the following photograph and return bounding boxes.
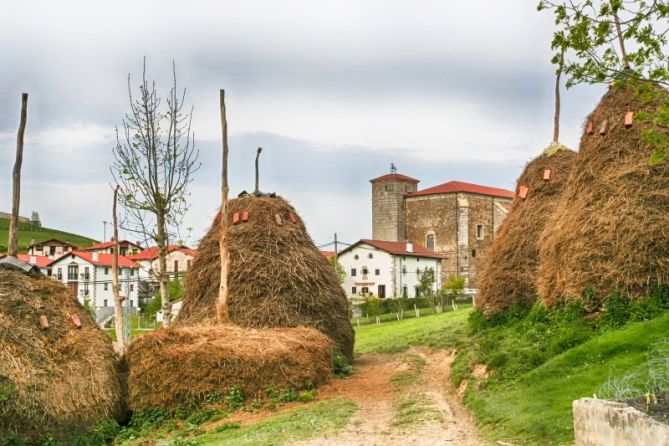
[333,352,353,377]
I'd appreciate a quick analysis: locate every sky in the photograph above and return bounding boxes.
[0,0,606,248]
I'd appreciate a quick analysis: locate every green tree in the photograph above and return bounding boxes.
[145,279,183,314]
[328,256,346,284]
[418,268,438,312]
[359,295,383,324]
[538,0,669,87]
[442,275,465,311]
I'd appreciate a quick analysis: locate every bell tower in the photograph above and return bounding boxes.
[370,165,419,242]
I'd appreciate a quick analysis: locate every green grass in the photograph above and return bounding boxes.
[390,354,440,428]
[193,398,357,446]
[354,308,471,355]
[0,218,97,252]
[467,312,669,445]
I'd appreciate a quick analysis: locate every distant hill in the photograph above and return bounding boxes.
[0,218,98,253]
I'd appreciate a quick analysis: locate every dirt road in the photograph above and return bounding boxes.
[293,348,483,446]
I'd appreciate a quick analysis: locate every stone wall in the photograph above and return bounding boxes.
[573,398,669,446]
[371,180,417,242]
[404,193,511,288]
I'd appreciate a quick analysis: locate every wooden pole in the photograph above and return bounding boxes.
[613,12,628,68]
[111,186,125,352]
[254,147,262,195]
[8,93,28,257]
[216,89,230,323]
[553,47,565,144]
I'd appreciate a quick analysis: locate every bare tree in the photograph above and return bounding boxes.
[216,90,230,322]
[8,93,28,257]
[111,59,199,326]
[111,186,125,352]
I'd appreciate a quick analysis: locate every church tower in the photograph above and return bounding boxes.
[370,165,419,242]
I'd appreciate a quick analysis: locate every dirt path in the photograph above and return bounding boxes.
[293,348,484,446]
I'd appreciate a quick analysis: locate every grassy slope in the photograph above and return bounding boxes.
[354,307,669,446]
[468,312,669,445]
[0,219,97,252]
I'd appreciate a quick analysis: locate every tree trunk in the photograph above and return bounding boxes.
[8,93,28,257]
[111,186,125,353]
[216,89,230,323]
[157,216,171,326]
[613,12,628,67]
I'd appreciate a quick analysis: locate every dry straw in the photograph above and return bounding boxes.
[177,195,354,360]
[0,270,122,443]
[538,82,669,309]
[476,148,575,315]
[126,324,333,412]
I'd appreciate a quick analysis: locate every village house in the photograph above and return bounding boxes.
[337,239,445,299]
[47,251,140,311]
[82,239,143,257]
[370,171,513,290]
[127,245,196,304]
[26,238,77,258]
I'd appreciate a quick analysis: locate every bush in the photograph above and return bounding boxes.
[333,352,353,377]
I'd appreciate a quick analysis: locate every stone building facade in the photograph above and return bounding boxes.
[370,173,513,289]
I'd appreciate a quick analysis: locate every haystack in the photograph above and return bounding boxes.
[176,195,354,360]
[476,147,575,315]
[127,324,333,412]
[0,269,122,443]
[537,81,669,309]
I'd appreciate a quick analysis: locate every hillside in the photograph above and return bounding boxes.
[0,218,98,253]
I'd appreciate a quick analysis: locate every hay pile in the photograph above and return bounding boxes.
[0,270,122,443]
[538,81,669,309]
[127,324,333,412]
[476,147,575,315]
[177,195,354,360]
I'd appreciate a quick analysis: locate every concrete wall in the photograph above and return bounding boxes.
[371,179,418,242]
[573,398,669,446]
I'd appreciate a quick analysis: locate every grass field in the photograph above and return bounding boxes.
[354,306,669,445]
[0,218,97,252]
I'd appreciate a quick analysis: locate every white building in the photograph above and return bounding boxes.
[82,239,143,257]
[26,238,77,258]
[47,251,140,309]
[337,239,445,299]
[127,245,196,304]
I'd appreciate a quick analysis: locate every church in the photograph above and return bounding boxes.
[370,169,514,289]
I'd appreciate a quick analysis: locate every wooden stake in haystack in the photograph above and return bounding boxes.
[112,186,125,352]
[8,93,28,257]
[216,89,230,323]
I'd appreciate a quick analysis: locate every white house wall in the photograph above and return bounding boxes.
[338,243,442,299]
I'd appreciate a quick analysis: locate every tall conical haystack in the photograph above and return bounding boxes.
[177,195,355,360]
[0,270,123,443]
[476,147,575,315]
[538,81,669,309]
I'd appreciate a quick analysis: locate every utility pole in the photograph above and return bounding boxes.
[8,93,28,257]
[334,233,338,265]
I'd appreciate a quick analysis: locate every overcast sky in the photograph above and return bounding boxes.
[0,0,606,247]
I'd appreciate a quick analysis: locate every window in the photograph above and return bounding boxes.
[378,285,386,298]
[47,268,52,277]
[426,234,435,250]
[354,254,359,260]
[351,268,357,277]
[375,269,380,276]
[476,224,484,240]
[402,286,408,298]
[362,267,368,275]
[472,249,477,258]
[130,269,134,277]
[104,267,109,275]
[67,265,78,281]
[104,283,108,291]
[104,299,108,306]
[361,287,369,295]
[415,286,421,297]
[402,266,407,275]
[174,260,179,272]
[57,268,62,279]
[84,267,89,279]
[416,268,420,275]
[367,253,373,259]
[130,284,134,292]
[352,287,357,295]
[36,245,43,252]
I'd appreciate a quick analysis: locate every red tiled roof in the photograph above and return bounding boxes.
[370,173,419,183]
[407,180,514,199]
[82,240,143,251]
[1,254,53,267]
[26,238,78,249]
[321,250,336,259]
[47,251,138,268]
[345,239,446,259]
[127,245,196,261]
